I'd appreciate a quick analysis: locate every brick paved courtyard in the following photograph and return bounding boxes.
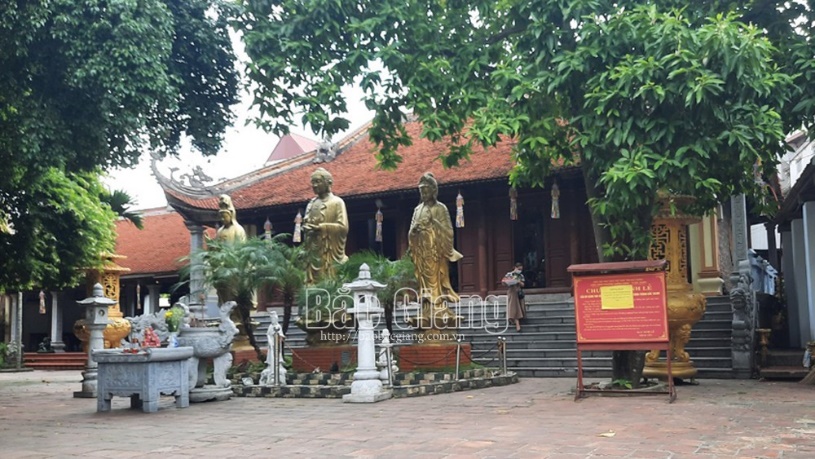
[1,370,814,458]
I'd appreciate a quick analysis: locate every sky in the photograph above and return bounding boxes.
[104,33,373,211]
[104,90,372,211]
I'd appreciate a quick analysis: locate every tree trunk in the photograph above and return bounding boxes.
[238,301,264,362]
[581,165,647,388]
[282,294,293,335]
[582,165,611,262]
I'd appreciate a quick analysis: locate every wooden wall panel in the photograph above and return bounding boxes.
[457,209,479,293]
[489,197,514,291]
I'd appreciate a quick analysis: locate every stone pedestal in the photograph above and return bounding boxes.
[343,320,392,403]
[342,264,392,403]
[93,346,193,412]
[74,284,115,398]
[177,329,233,403]
[49,292,66,352]
[176,302,238,403]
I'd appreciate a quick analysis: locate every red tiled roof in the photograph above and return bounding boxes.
[114,209,213,276]
[165,121,517,211]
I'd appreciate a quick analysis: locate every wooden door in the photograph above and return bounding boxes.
[544,190,572,288]
[489,198,514,290]
[457,207,479,293]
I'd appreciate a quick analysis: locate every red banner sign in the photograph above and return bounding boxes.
[573,271,668,343]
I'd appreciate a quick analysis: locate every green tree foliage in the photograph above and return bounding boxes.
[233,0,815,259]
[1,0,239,291]
[100,189,144,230]
[0,169,117,290]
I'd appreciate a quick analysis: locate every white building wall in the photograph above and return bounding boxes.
[781,132,815,193]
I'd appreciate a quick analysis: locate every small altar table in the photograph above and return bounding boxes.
[92,347,193,413]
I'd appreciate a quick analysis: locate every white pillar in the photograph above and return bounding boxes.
[50,291,65,352]
[185,221,205,316]
[147,284,161,315]
[791,219,811,344]
[343,264,392,403]
[16,291,22,368]
[731,195,749,267]
[8,294,17,346]
[781,227,801,347]
[803,202,815,342]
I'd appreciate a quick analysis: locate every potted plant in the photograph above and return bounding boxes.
[164,304,184,347]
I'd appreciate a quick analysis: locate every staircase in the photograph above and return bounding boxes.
[690,295,735,378]
[758,349,809,380]
[465,293,734,379]
[23,352,86,370]
[253,293,736,379]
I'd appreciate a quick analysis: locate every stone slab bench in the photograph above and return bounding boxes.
[92,347,194,413]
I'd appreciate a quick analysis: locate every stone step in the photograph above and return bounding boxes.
[762,349,807,367]
[693,319,733,330]
[254,294,736,379]
[759,366,809,380]
[23,352,86,371]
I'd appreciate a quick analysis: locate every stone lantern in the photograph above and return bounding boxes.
[644,194,707,380]
[342,264,392,403]
[73,253,132,350]
[73,283,115,398]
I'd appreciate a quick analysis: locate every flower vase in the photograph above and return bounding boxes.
[168,331,179,348]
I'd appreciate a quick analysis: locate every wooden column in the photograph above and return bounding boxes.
[478,205,489,298]
[695,212,724,296]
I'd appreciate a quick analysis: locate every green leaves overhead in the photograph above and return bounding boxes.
[234,1,815,259]
[0,170,117,290]
[1,0,239,290]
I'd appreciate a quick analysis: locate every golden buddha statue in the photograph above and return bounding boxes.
[408,172,463,330]
[216,194,246,244]
[213,194,254,349]
[302,168,349,284]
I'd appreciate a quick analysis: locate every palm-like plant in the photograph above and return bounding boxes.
[101,189,143,229]
[335,251,418,334]
[183,237,287,360]
[264,234,307,335]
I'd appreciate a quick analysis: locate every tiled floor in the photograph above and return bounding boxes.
[1,370,813,458]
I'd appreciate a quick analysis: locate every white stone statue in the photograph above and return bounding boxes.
[260,311,287,386]
[377,329,398,385]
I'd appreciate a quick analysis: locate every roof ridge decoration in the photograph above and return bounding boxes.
[313,139,338,163]
[150,152,217,199]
